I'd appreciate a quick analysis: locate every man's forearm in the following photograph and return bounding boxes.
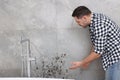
[81,51,101,65]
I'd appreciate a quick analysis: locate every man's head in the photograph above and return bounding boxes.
[72,6,92,28]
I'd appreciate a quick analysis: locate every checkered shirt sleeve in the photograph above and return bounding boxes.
[93,22,107,55]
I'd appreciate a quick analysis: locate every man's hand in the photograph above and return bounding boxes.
[69,61,90,69]
[69,61,82,69]
[82,63,90,69]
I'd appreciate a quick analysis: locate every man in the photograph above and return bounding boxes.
[69,6,120,80]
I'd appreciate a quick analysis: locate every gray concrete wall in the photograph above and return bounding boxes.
[0,0,120,80]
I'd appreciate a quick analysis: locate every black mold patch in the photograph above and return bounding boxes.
[34,53,70,78]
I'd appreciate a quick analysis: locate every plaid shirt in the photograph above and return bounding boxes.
[89,13,120,70]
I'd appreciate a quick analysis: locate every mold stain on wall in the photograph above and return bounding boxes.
[33,53,70,79]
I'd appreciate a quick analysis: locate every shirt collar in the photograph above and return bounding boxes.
[90,12,95,27]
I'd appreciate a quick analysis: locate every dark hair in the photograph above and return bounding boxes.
[72,6,91,18]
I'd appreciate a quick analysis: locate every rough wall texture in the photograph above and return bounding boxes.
[0,0,120,80]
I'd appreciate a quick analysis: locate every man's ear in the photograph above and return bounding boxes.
[82,15,87,19]
[82,16,89,22]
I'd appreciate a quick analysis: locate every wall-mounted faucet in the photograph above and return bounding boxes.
[21,38,36,77]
